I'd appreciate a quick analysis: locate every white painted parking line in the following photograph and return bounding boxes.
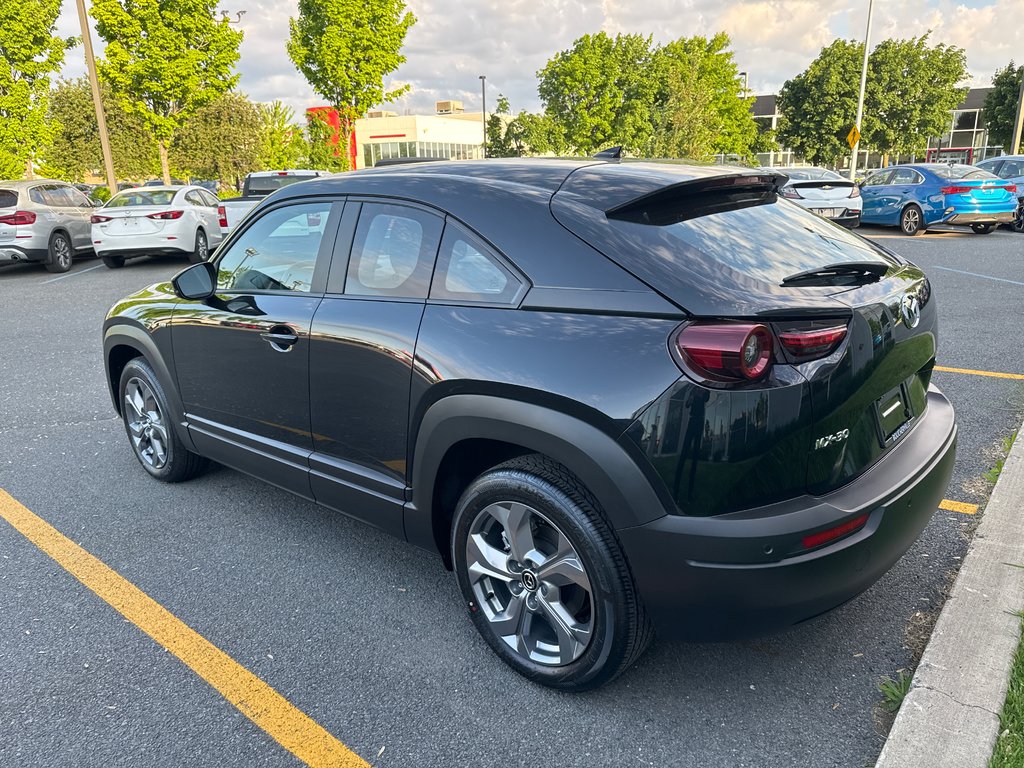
[928,265,1024,287]
[41,264,105,284]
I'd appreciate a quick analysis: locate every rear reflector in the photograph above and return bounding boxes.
[676,323,773,381]
[803,514,869,550]
[217,205,228,228]
[147,209,185,220]
[91,214,112,223]
[940,186,971,195]
[0,210,36,225]
[778,325,847,357]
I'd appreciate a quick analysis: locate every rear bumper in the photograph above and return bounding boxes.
[619,386,956,641]
[97,247,190,260]
[942,211,1015,225]
[0,246,47,264]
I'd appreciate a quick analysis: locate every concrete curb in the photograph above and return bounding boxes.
[876,424,1024,768]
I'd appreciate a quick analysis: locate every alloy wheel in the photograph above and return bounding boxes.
[53,235,71,269]
[124,377,169,469]
[197,231,209,260]
[465,501,594,666]
[901,208,920,234]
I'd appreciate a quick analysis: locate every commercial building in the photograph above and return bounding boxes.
[751,87,1004,170]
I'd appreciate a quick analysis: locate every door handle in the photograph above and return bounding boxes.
[260,325,299,352]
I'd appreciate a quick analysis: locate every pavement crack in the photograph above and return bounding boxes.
[914,682,1000,717]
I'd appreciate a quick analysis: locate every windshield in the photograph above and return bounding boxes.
[106,190,177,207]
[247,175,314,195]
[930,165,997,180]
[780,168,844,181]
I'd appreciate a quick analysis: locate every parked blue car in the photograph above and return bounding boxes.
[859,163,1018,235]
[975,154,1024,232]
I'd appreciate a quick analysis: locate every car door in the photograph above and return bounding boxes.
[886,167,924,224]
[58,185,96,250]
[187,189,224,246]
[307,199,444,536]
[859,170,894,222]
[170,198,342,498]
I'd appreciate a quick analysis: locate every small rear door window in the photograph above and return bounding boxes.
[0,190,17,208]
[429,221,523,304]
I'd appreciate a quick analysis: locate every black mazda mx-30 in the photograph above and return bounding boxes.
[103,158,956,690]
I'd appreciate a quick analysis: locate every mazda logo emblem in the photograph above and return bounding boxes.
[900,294,921,328]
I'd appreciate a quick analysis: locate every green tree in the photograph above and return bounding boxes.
[44,78,159,182]
[0,0,71,178]
[288,0,415,172]
[865,35,967,158]
[776,40,863,165]
[486,95,565,157]
[304,111,346,172]
[984,62,1024,152]
[169,92,261,186]
[90,0,244,184]
[537,32,659,155]
[259,101,308,169]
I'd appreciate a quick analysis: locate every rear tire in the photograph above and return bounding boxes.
[44,232,73,273]
[189,229,209,263]
[101,255,125,269]
[1012,204,1023,233]
[451,454,653,691]
[118,358,208,483]
[900,205,924,236]
[971,223,995,235]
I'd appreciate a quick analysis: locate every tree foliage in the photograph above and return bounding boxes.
[169,92,261,185]
[259,101,308,169]
[984,62,1024,152]
[91,0,244,183]
[778,35,968,165]
[288,0,415,171]
[0,0,71,178]
[486,95,565,157]
[43,78,159,181]
[305,111,347,172]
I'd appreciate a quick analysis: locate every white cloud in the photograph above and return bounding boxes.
[55,0,1022,120]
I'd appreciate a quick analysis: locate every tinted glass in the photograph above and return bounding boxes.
[430,221,520,304]
[0,190,16,208]
[107,190,177,207]
[345,203,442,298]
[930,165,996,180]
[184,190,205,206]
[216,202,331,293]
[29,186,54,206]
[863,170,893,186]
[247,175,316,195]
[780,168,843,181]
[64,187,91,207]
[890,168,920,184]
[1000,159,1024,178]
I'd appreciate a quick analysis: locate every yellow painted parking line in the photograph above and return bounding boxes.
[934,365,1024,381]
[0,488,368,768]
[939,499,979,515]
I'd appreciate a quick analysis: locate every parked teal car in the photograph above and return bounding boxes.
[859,163,1017,235]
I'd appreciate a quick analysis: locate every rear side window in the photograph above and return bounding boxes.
[1000,159,1024,178]
[29,186,55,206]
[345,203,442,299]
[0,190,18,208]
[430,221,522,304]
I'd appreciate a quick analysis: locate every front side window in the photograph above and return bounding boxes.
[345,203,443,298]
[215,202,332,293]
[430,221,522,304]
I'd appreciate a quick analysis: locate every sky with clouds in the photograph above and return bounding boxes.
[55,0,1023,118]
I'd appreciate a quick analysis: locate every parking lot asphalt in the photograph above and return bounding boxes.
[1,226,1022,768]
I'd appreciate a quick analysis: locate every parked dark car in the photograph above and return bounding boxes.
[103,159,957,690]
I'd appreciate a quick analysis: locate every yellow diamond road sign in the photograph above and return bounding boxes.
[847,125,861,149]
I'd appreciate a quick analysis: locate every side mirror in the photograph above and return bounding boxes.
[172,261,216,300]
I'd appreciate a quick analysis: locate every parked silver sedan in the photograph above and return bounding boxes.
[0,179,97,272]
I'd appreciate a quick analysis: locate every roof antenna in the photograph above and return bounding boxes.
[594,146,623,161]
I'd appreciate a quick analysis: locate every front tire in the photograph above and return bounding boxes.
[189,229,209,263]
[971,223,995,235]
[44,231,73,273]
[119,358,207,482]
[900,205,925,236]
[451,455,652,691]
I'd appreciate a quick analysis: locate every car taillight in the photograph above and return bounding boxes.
[780,187,803,199]
[147,210,185,220]
[217,205,228,228]
[676,323,773,381]
[91,214,112,223]
[778,325,848,357]
[0,210,36,225]
[848,186,861,198]
[1003,184,1018,193]
[940,185,971,195]
[802,514,868,550]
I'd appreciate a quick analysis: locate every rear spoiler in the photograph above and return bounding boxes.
[605,172,787,226]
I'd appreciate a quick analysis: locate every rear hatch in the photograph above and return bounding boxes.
[941,178,1017,208]
[0,188,21,244]
[553,163,936,502]
[94,206,172,237]
[784,178,858,215]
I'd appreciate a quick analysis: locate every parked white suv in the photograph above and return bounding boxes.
[0,180,98,272]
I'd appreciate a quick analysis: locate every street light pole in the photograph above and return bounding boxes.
[739,71,748,95]
[1011,73,1024,154]
[479,75,487,159]
[849,0,874,180]
[75,0,117,195]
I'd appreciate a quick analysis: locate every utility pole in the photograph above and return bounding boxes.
[75,0,117,195]
[849,0,874,180]
[479,75,487,159]
[1011,74,1024,154]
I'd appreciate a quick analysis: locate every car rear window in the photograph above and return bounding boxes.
[930,165,996,180]
[247,175,315,195]
[780,168,844,181]
[106,190,176,207]
[0,190,17,208]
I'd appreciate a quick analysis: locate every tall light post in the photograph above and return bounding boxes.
[738,71,748,95]
[75,0,117,195]
[1011,74,1024,155]
[479,75,487,158]
[849,0,874,180]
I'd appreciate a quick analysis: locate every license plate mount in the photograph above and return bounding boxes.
[875,383,913,446]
